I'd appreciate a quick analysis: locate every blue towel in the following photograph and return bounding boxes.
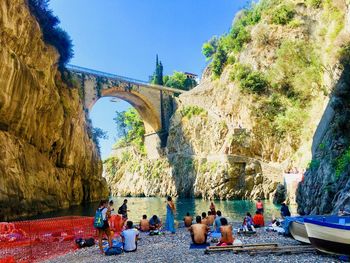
[102,240,123,252]
[189,243,210,249]
[211,232,221,238]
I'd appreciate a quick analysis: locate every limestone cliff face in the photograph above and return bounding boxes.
[297,4,350,214]
[0,0,108,220]
[106,0,350,208]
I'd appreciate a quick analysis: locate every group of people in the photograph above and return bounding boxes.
[242,198,291,230]
[184,207,234,246]
[94,197,176,254]
[94,198,293,254]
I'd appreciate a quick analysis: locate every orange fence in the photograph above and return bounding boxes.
[0,215,125,262]
[0,216,97,262]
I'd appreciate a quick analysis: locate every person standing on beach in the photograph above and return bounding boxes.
[165,196,176,234]
[256,198,264,214]
[118,199,129,219]
[210,201,216,215]
[95,200,112,254]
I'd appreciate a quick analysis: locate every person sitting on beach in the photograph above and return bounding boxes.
[188,216,210,245]
[280,203,291,218]
[256,198,264,214]
[149,215,162,230]
[201,212,208,226]
[184,212,193,227]
[121,221,139,253]
[217,218,234,246]
[253,210,265,227]
[139,215,150,232]
[214,210,222,231]
[243,212,253,227]
[207,211,215,226]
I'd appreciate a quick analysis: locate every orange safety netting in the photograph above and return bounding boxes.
[0,216,97,262]
[0,215,125,262]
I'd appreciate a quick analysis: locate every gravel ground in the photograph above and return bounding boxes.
[45,223,342,263]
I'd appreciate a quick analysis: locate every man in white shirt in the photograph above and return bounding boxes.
[121,221,139,252]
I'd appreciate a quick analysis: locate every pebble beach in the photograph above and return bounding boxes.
[45,223,342,263]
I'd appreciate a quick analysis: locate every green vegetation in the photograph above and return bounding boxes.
[269,40,322,101]
[150,56,197,90]
[231,64,269,94]
[92,127,108,153]
[150,55,164,85]
[28,0,73,67]
[114,108,145,154]
[180,106,207,119]
[320,0,345,42]
[164,71,197,91]
[307,0,323,8]
[270,4,295,25]
[335,147,350,179]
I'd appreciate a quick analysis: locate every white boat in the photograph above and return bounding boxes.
[304,217,350,255]
[289,220,310,244]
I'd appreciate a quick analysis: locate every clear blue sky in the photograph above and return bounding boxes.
[49,0,248,159]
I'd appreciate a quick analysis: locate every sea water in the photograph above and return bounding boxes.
[22,197,297,223]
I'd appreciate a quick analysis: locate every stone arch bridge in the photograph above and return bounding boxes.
[67,65,186,159]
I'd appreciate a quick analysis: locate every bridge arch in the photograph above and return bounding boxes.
[91,87,161,135]
[67,65,186,159]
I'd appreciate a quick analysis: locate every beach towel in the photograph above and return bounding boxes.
[210,232,221,238]
[102,239,123,252]
[189,243,210,249]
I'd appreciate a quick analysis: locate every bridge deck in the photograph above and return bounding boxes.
[67,64,185,94]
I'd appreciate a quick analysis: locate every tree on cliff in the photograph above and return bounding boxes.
[114,108,145,153]
[164,71,197,91]
[151,55,164,85]
[28,0,74,67]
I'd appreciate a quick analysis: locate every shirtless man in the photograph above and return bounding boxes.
[183,212,193,227]
[217,217,234,246]
[207,211,215,226]
[139,215,150,232]
[201,212,208,226]
[189,216,210,244]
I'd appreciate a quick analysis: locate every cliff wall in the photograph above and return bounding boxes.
[0,0,108,220]
[106,0,350,211]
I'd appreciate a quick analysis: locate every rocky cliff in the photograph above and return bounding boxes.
[0,0,108,220]
[106,0,350,210]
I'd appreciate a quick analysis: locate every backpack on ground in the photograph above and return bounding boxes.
[75,238,95,248]
[105,246,123,256]
[94,208,104,228]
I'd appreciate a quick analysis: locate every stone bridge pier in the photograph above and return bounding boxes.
[67,65,184,159]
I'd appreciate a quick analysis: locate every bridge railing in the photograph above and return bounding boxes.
[66,64,185,94]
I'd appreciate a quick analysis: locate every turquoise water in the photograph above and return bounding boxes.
[23,197,297,223]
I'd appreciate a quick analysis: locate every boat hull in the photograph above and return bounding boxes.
[289,221,310,244]
[304,218,350,255]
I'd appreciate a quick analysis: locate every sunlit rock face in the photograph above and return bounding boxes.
[0,0,108,220]
[106,0,350,210]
